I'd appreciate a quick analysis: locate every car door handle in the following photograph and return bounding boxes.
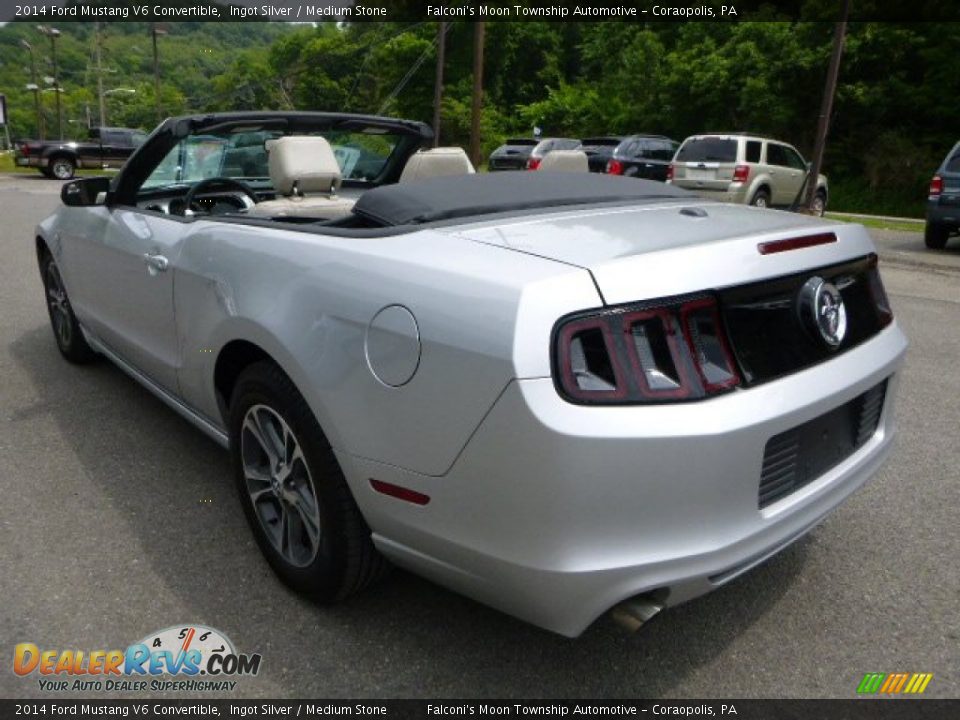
[143,253,169,273]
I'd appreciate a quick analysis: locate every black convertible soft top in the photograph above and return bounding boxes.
[351,172,692,227]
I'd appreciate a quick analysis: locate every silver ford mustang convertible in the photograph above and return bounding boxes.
[36,112,907,636]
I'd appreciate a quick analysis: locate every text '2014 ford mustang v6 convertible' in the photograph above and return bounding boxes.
[36,112,906,636]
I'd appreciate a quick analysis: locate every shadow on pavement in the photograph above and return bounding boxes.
[10,324,809,697]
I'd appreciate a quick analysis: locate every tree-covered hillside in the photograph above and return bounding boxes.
[0,22,294,135]
[1,19,957,215]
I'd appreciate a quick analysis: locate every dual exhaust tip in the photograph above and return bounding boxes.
[609,594,665,633]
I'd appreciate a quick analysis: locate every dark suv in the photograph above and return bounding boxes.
[605,135,679,182]
[925,141,960,249]
[488,137,581,171]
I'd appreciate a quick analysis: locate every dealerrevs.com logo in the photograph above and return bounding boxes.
[13,625,262,693]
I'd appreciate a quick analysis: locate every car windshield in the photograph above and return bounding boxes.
[582,138,621,147]
[675,137,738,163]
[141,128,407,191]
[504,139,538,146]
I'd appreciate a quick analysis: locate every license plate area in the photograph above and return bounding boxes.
[758,380,887,508]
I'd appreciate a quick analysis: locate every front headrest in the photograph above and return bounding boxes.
[267,136,342,195]
[538,150,589,173]
[399,147,476,183]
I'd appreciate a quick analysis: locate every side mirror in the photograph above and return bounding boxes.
[806,161,813,171]
[61,177,111,207]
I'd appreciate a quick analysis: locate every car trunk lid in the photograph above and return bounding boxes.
[456,202,876,305]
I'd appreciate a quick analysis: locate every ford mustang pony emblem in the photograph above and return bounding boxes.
[799,276,848,348]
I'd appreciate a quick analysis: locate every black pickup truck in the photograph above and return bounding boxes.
[14,126,148,180]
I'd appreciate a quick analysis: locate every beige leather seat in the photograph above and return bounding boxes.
[247,136,355,219]
[538,149,589,173]
[399,147,475,183]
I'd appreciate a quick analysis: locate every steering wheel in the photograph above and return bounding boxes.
[179,177,260,216]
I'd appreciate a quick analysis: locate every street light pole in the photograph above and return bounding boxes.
[37,26,62,140]
[20,39,44,140]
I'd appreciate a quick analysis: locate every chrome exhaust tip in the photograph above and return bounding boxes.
[609,595,664,633]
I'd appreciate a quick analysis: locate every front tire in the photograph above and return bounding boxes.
[924,222,949,250]
[228,361,387,602]
[40,253,96,364]
[811,190,827,217]
[49,156,76,180]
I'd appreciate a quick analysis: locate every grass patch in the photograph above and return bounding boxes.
[826,212,924,233]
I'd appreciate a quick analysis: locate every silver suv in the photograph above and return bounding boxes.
[668,134,828,215]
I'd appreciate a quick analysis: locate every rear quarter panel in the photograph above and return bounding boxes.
[174,221,600,476]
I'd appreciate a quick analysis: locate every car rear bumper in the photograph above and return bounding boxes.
[348,322,907,636]
[671,182,748,204]
[14,156,44,168]
[927,197,960,226]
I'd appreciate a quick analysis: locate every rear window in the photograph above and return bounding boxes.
[676,137,738,163]
[945,147,960,173]
[505,138,538,146]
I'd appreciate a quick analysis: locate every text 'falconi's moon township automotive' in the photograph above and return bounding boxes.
[36,112,907,637]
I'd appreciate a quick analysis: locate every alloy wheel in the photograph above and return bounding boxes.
[45,262,72,348]
[240,404,322,568]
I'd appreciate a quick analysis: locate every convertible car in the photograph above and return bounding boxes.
[36,112,907,637]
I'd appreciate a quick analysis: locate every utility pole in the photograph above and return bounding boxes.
[431,21,447,147]
[469,22,485,168]
[95,22,106,127]
[804,0,850,212]
[20,39,44,140]
[152,25,167,125]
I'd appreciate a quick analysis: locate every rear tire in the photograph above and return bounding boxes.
[924,222,949,250]
[750,188,770,208]
[228,361,388,602]
[40,252,96,364]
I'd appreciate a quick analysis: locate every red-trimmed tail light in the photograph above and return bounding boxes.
[526,156,542,170]
[606,159,624,175]
[665,164,674,181]
[554,295,741,405]
[732,164,750,183]
[929,175,943,197]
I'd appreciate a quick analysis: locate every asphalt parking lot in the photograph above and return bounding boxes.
[1,174,958,699]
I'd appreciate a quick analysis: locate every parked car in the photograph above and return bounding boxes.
[668,133,829,215]
[605,134,679,182]
[14,126,148,180]
[488,137,581,171]
[37,111,905,637]
[487,138,537,171]
[580,136,624,173]
[925,141,960,249]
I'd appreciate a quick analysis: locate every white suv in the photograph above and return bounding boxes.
[668,134,829,215]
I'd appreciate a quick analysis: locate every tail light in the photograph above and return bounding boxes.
[526,157,542,171]
[929,175,943,197]
[606,159,624,175]
[553,295,741,405]
[19,143,29,156]
[733,164,750,183]
[666,164,674,181]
